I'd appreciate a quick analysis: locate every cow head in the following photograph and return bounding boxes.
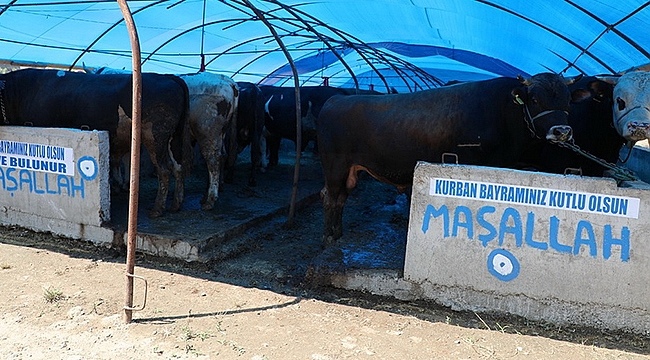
[569,78,614,105]
[597,72,650,143]
[511,73,578,143]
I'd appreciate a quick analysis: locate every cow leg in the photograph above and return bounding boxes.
[248,122,265,187]
[110,112,134,192]
[320,184,349,246]
[141,122,177,218]
[146,152,171,218]
[109,156,129,192]
[168,132,187,213]
[266,132,281,167]
[223,141,237,185]
[196,132,224,211]
[223,117,240,186]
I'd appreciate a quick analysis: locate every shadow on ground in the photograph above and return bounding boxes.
[0,142,649,356]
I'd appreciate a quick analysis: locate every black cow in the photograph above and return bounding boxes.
[260,85,383,166]
[0,68,191,218]
[316,73,578,244]
[224,81,266,186]
[524,76,626,177]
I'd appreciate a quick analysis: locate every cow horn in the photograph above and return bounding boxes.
[564,74,583,85]
[595,75,620,85]
[82,62,92,74]
[517,75,531,86]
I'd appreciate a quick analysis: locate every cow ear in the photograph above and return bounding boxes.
[511,87,527,105]
[595,75,620,85]
[589,80,612,98]
[571,88,592,103]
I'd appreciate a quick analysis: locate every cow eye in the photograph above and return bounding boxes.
[617,97,626,111]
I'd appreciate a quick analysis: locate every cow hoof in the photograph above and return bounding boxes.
[201,203,214,211]
[323,234,337,247]
[201,201,214,211]
[148,209,163,218]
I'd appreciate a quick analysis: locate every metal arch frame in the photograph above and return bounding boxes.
[0,0,16,16]
[218,0,393,91]
[564,0,650,74]
[2,1,650,79]
[259,1,438,89]
[314,38,443,88]
[68,0,166,70]
[245,28,439,90]
[263,2,407,92]
[262,0,361,90]
[550,50,588,75]
[65,0,438,92]
[475,0,617,74]
[259,2,442,88]
[184,1,438,90]
[139,17,257,65]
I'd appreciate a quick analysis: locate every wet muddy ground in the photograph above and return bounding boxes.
[108,143,409,270]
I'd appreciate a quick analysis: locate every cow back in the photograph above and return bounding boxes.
[1,69,131,131]
[316,75,572,186]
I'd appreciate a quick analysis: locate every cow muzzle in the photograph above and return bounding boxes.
[547,125,573,143]
[615,106,650,142]
[624,121,650,142]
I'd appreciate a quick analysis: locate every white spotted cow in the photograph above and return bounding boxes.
[598,71,650,144]
[92,67,239,211]
[179,73,239,210]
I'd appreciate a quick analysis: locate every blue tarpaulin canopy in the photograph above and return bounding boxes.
[1,0,649,92]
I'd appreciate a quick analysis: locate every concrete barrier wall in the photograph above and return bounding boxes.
[0,126,113,244]
[404,162,650,333]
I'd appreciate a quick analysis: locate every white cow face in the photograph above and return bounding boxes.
[598,72,650,143]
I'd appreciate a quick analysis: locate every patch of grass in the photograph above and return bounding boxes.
[43,286,64,303]
[180,326,211,341]
[218,339,246,356]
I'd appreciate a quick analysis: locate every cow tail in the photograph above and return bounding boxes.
[170,75,193,178]
[225,82,240,171]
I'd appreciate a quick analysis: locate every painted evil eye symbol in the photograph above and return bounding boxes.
[77,156,98,181]
[487,248,520,282]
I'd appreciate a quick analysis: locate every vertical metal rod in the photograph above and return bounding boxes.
[117,0,143,324]
[243,0,301,224]
[200,0,207,71]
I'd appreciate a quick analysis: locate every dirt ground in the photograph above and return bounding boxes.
[1,147,650,359]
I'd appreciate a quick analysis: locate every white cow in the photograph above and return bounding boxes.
[181,72,239,210]
[598,71,650,143]
[91,67,239,211]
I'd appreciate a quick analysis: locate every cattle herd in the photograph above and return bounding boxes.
[0,67,648,244]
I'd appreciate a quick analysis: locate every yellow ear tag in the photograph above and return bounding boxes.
[515,95,524,105]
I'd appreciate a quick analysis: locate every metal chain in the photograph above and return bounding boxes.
[0,80,6,124]
[554,140,638,182]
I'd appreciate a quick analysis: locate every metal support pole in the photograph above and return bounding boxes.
[117,0,143,324]
[243,0,302,224]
